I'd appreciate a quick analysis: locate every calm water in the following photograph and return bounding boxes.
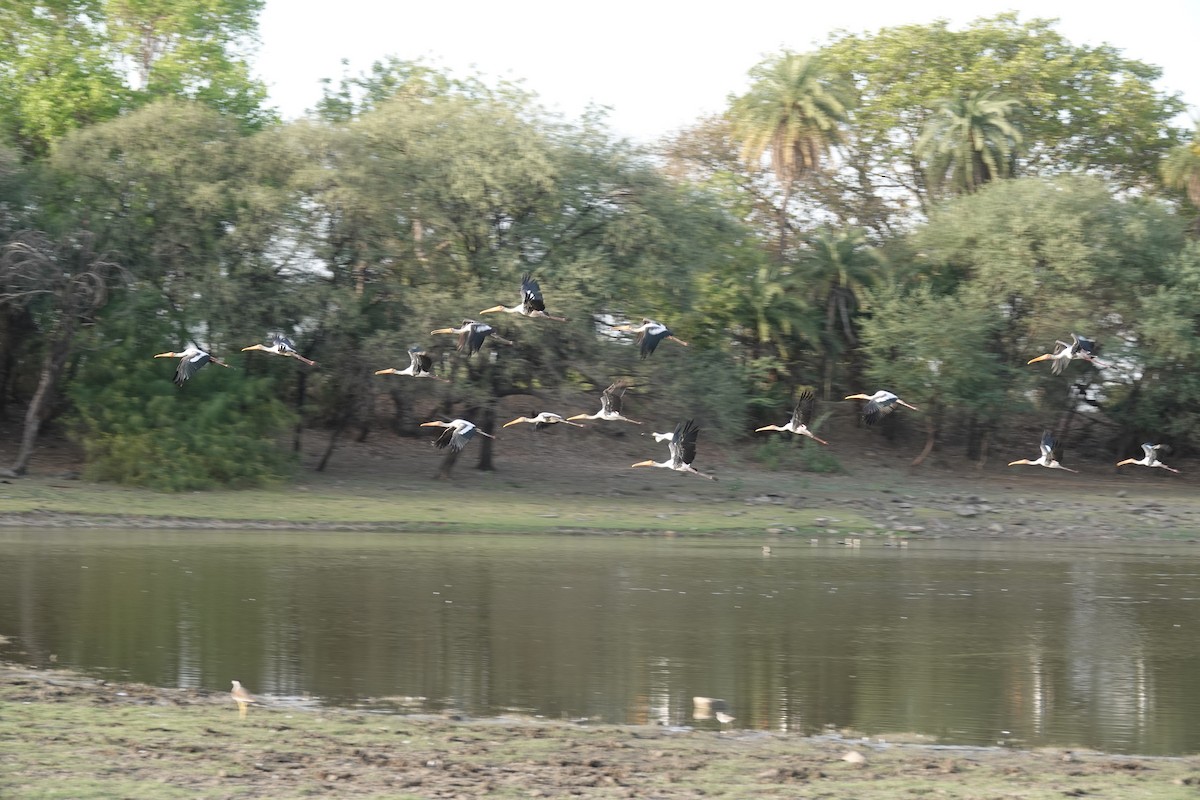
[2,529,1199,755]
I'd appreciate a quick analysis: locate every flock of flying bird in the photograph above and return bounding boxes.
[154,277,1180,478]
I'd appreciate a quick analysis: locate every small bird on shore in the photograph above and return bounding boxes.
[1008,431,1078,473]
[230,680,256,719]
[1117,443,1180,474]
[154,345,230,386]
[844,390,918,426]
[240,333,315,366]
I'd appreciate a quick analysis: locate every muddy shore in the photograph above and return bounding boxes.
[4,663,1199,799]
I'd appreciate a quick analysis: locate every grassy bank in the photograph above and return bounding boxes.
[4,664,1199,799]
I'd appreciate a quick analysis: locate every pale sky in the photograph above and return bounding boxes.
[254,1,1199,143]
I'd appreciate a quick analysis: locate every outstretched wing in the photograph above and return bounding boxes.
[409,347,433,373]
[1141,442,1158,463]
[520,273,546,313]
[638,325,669,358]
[175,351,212,386]
[792,388,817,428]
[271,333,297,353]
[1040,430,1057,461]
[862,394,897,426]
[677,419,700,466]
[601,380,630,415]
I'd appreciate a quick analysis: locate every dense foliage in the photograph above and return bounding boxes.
[0,7,1196,486]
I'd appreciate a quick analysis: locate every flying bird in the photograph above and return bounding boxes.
[642,431,675,443]
[1008,431,1078,473]
[844,390,919,426]
[240,333,315,366]
[502,412,584,429]
[631,418,717,480]
[567,379,642,424]
[420,418,495,452]
[1027,333,1108,375]
[612,318,688,358]
[430,320,513,356]
[230,680,257,719]
[1117,443,1180,474]
[755,388,829,444]
[374,346,448,381]
[479,273,567,321]
[153,345,230,386]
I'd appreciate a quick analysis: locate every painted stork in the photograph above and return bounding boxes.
[755,388,829,444]
[230,680,257,719]
[374,346,448,382]
[1117,443,1180,474]
[420,418,495,452]
[567,379,642,424]
[153,345,230,386]
[631,418,717,480]
[1008,431,1078,473]
[240,333,315,365]
[612,318,688,358]
[1027,333,1108,375]
[502,412,584,429]
[430,320,513,357]
[844,390,919,426]
[479,273,567,321]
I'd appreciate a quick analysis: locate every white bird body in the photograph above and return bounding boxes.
[502,411,584,429]
[375,347,447,381]
[241,333,315,366]
[1117,443,1179,473]
[756,389,828,444]
[1028,333,1107,375]
[613,318,688,358]
[1009,431,1078,473]
[844,389,918,426]
[479,274,567,321]
[632,419,716,480]
[420,418,495,452]
[154,345,230,386]
[430,320,513,356]
[568,380,642,424]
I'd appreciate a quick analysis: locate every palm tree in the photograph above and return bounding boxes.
[728,52,852,257]
[1161,123,1200,224]
[917,90,1022,198]
[799,227,881,398]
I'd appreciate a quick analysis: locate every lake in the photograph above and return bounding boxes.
[1,529,1198,755]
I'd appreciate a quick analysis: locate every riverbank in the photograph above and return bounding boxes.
[1,434,1197,540]
[3,663,1198,799]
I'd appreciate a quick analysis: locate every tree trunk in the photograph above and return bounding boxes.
[7,334,72,476]
[315,411,350,472]
[292,370,308,453]
[436,447,459,480]
[475,404,497,471]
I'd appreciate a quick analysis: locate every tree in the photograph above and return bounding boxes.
[0,229,123,475]
[821,14,1185,220]
[798,227,882,398]
[1161,123,1200,228]
[0,0,271,159]
[728,52,852,257]
[917,90,1022,198]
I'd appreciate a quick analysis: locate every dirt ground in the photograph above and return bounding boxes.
[4,664,1200,799]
